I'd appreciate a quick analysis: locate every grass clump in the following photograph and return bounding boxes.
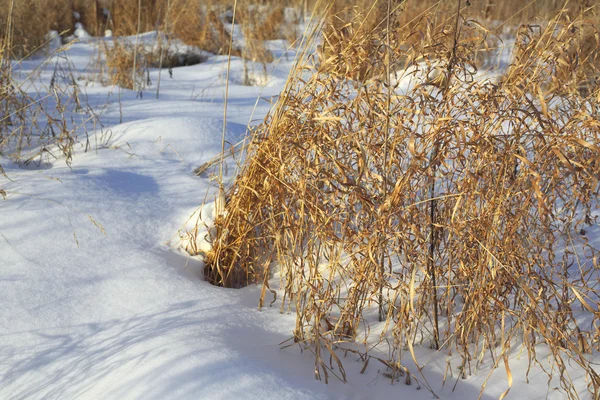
[505,13,600,96]
[101,39,143,89]
[101,38,207,89]
[0,0,581,61]
[197,2,600,398]
[1,43,100,176]
[170,3,240,56]
[239,5,282,62]
[0,0,73,58]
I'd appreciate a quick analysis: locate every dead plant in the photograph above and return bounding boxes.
[196,3,600,398]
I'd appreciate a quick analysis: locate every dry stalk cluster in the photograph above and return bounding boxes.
[238,6,283,86]
[169,2,240,57]
[199,5,600,398]
[0,0,585,61]
[504,13,600,96]
[320,2,502,82]
[100,38,207,90]
[239,8,278,63]
[1,45,101,177]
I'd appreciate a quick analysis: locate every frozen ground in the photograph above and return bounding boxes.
[0,33,596,400]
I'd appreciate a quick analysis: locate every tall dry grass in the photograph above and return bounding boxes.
[100,37,207,89]
[0,30,101,186]
[168,1,241,56]
[0,0,72,58]
[504,11,600,96]
[101,39,144,89]
[0,0,583,60]
[237,6,282,85]
[1,64,99,164]
[197,2,600,398]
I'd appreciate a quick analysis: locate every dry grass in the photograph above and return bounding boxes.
[2,0,600,397]
[196,2,600,398]
[0,0,583,60]
[236,4,291,85]
[504,11,600,96]
[101,39,144,89]
[101,37,207,89]
[239,5,283,62]
[170,2,241,56]
[245,5,286,41]
[0,0,72,58]
[0,41,101,180]
[240,28,273,84]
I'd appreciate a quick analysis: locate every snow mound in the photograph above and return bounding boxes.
[104,116,247,170]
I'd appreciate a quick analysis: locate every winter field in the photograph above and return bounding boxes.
[1,1,600,399]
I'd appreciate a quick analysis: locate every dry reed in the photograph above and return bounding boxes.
[0,0,581,61]
[198,2,600,398]
[1,46,101,179]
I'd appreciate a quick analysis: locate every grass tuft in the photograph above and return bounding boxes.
[198,3,600,398]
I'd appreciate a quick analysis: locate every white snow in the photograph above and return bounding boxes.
[0,30,597,400]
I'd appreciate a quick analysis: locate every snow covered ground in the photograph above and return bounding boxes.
[0,33,596,400]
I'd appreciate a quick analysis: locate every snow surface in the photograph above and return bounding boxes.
[0,32,596,400]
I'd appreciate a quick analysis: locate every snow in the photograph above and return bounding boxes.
[1,33,342,400]
[0,29,597,400]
